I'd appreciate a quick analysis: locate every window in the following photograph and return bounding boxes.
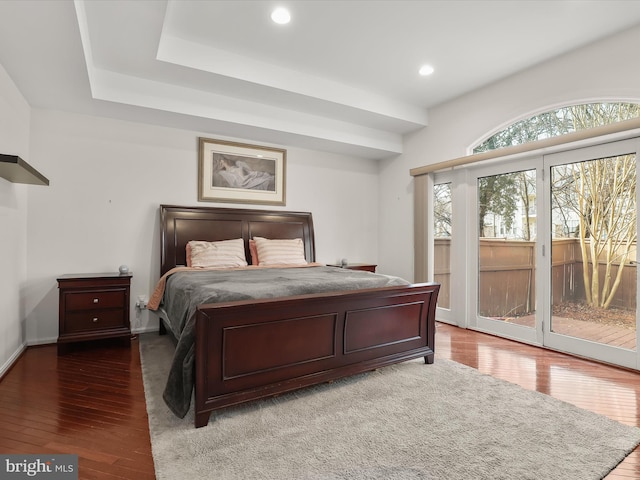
[433,182,451,309]
[474,103,640,154]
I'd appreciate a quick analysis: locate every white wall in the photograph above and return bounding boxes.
[378,24,640,282]
[0,65,31,373]
[24,110,380,343]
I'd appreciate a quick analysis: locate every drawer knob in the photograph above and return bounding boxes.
[93,298,99,304]
[92,317,98,323]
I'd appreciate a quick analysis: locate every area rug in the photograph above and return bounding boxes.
[139,333,640,480]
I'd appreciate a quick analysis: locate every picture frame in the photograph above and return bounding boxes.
[198,137,286,205]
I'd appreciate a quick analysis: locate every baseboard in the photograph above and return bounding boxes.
[133,325,158,334]
[27,337,58,347]
[0,343,27,381]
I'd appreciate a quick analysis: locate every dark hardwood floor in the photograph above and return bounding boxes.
[0,337,155,479]
[1,324,639,479]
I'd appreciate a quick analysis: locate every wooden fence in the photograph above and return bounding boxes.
[434,238,636,317]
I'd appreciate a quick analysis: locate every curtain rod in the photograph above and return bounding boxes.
[410,116,640,177]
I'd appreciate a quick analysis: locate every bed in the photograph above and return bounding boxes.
[152,204,440,428]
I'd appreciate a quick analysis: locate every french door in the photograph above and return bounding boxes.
[542,138,640,369]
[448,138,640,369]
[469,158,543,346]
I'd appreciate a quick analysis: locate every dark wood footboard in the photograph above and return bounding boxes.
[194,282,439,428]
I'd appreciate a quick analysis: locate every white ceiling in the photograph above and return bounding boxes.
[1,0,640,160]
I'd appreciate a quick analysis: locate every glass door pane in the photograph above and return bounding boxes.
[478,170,537,329]
[434,182,451,309]
[550,153,637,351]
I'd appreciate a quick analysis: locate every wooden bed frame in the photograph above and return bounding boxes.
[159,205,440,428]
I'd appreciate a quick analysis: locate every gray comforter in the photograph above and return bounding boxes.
[159,266,410,418]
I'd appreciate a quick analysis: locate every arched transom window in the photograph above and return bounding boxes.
[473,102,640,154]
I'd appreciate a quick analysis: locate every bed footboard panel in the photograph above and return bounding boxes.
[194,283,439,427]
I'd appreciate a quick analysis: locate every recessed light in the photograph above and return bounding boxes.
[271,7,291,25]
[419,64,434,76]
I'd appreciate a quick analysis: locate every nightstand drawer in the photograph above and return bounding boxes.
[65,290,126,311]
[64,309,126,333]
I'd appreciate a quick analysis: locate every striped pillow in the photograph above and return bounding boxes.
[187,239,248,268]
[253,237,307,266]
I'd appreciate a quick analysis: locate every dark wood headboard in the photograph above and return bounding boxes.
[159,205,316,275]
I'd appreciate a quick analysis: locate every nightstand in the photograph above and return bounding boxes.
[327,263,377,273]
[57,272,132,355]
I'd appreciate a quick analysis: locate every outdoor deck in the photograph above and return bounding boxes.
[504,315,637,350]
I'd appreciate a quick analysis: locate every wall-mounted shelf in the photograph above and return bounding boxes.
[0,154,49,186]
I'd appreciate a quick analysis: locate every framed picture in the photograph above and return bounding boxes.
[198,137,286,205]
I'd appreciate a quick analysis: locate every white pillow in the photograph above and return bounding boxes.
[253,237,307,266]
[187,239,248,268]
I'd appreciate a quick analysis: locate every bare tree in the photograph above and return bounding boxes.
[517,171,536,241]
[571,155,636,309]
[433,183,452,237]
[569,104,638,309]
